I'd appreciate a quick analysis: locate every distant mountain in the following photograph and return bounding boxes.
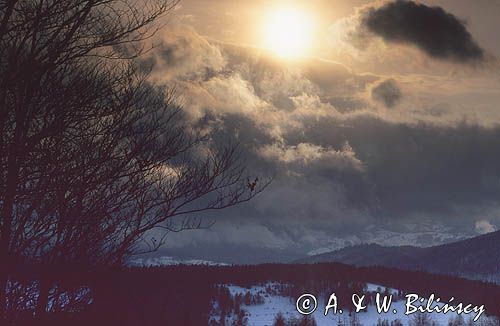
[296,230,500,283]
[128,256,229,267]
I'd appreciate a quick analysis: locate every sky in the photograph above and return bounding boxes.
[138,0,500,264]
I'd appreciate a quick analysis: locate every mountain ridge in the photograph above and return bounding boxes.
[295,230,500,283]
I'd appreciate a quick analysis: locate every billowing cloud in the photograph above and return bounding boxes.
[371,78,402,108]
[362,0,484,62]
[134,23,500,263]
[141,26,226,83]
[259,142,364,175]
[475,220,497,235]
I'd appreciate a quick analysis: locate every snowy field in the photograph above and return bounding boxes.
[211,283,498,326]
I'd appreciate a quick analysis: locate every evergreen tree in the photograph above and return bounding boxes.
[410,313,435,326]
[391,319,404,326]
[273,312,286,326]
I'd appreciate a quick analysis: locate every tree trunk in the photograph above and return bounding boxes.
[0,166,18,319]
[0,123,23,318]
[0,268,7,320]
[35,278,51,318]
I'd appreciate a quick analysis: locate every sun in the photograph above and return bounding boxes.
[263,6,315,59]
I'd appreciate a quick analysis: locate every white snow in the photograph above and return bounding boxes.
[366,283,398,295]
[128,256,229,267]
[211,282,498,326]
[307,224,469,256]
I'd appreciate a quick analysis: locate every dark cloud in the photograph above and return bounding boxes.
[371,78,402,108]
[135,26,500,263]
[362,0,484,62]
[295,116,500,218]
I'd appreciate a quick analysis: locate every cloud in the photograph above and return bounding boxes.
[475,220,497,234]
[259,142,364,174]
[362,0,484,63]
[371,78,402,108]
[135,25,500,263]
[140,26,226,83]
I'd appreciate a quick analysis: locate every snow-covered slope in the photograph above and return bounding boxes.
[297,230,500,284]
[128,256,229,267]
[211,282,498,326]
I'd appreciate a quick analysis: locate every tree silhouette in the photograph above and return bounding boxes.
[274,312,286,326]
[0,0,266,321]
[409,313,436,326]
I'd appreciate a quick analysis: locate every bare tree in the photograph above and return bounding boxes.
[0,0,266,321]
[409,313,437,326]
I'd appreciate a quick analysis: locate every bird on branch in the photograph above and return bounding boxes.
[247,177,258,191]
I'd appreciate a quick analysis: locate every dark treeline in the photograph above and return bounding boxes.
[34,262,500,325]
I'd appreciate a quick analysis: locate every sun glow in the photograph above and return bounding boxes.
[263,6,315,58]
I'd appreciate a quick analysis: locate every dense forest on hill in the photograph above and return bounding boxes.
[26,263,500,325]
[297,231,500,284]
